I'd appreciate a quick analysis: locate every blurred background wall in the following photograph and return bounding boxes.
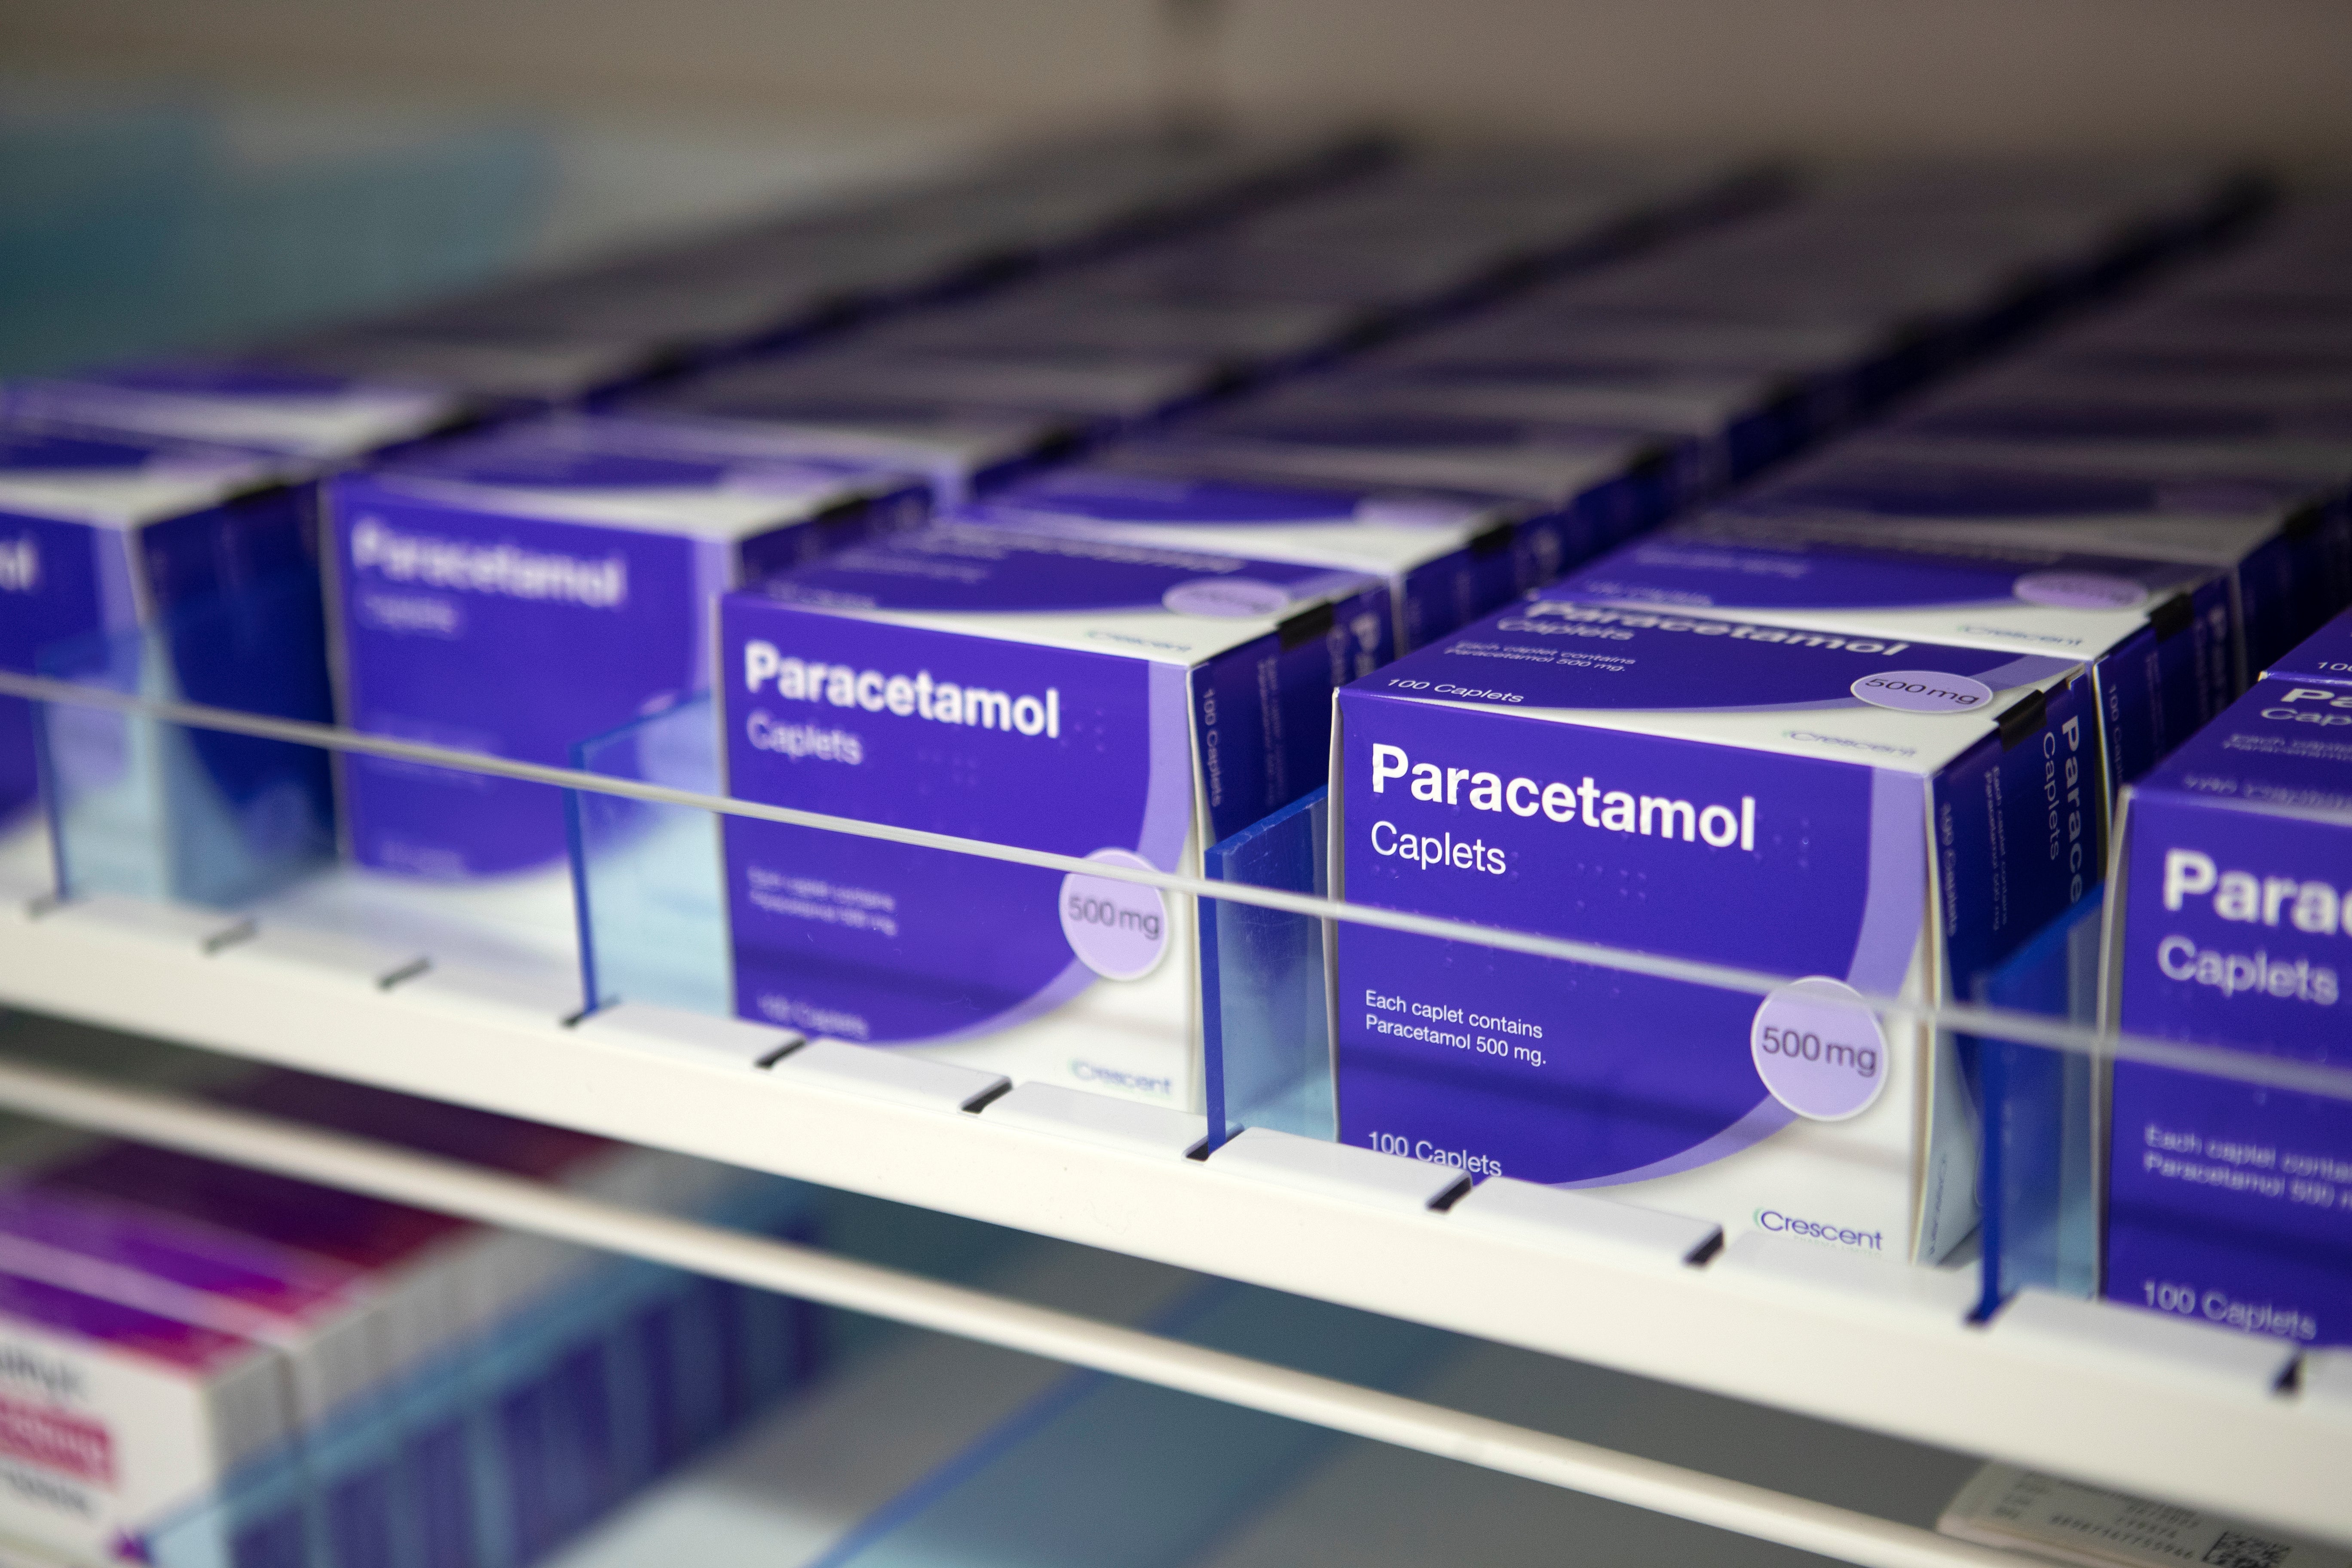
[5,0,2351,166]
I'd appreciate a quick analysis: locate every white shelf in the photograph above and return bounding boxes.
[1,880,2346,1543]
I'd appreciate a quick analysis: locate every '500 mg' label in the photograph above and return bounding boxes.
[1750,977,1887,1121]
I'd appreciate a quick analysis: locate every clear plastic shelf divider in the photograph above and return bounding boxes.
[570,694,730,1017]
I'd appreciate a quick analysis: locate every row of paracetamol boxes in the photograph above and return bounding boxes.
[0,159,2262,1058]
[0,155,2297,1229]
[0,147,2244,883]
[1312,195,2352,1335]
[0,1037,821,1568]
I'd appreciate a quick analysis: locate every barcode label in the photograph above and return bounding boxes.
[2207,1531,2294,1568]
[1939,1464,2348,1568]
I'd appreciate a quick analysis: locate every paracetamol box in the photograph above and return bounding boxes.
[1332,597,2095,1259]
[1884,387,2352,507]
[0,422,325,893]
[0,1142,817,1567]
[1112,398,1677,576]
[623,360,1083,503]
[1307,361,1802,487]
[37,1133,475,1418]
[0,360,468,463]
[1560,523,2235,804]
[326,416,926,879]
[1721,444,2352,683]
[259,321,664,412]
[1406,349,1814,450]
[0,1266,291,1567]
[692,343,1223,432]
[958,462,1534,652]
[1880,360,2352,462]
[2264,605,2352,687]
[1365,309,1897,413]
[851,292,1365,374]
[720,523,1392,1106]
[2103,677,2352,1344]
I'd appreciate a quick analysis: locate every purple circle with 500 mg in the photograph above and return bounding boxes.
[1162,578,1294,619]
[1058,849,1170,981]
[2012,570,2148,612]
[1750,977,1888,1121]
[1850,670,1996,715]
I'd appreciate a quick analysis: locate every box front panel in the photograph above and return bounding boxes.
[1332,695,1916,1214]
[721,602,1194,1046]
[2111,787,2352,1345]
[330,484,706,877]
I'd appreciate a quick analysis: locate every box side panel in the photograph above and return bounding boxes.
[1,516,115,826]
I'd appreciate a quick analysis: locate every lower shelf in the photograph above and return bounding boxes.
[1,872,2348,1543]
[553,1236,1977,1568]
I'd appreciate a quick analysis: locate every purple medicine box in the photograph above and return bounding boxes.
[720,522,1392,1106]
[325,416,924,879]
[1559,521,2234,809]
[1330,594,2097,1259]
[0,422,319,888]
[957,464,1533,653]
[2104,663,2352,1344]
